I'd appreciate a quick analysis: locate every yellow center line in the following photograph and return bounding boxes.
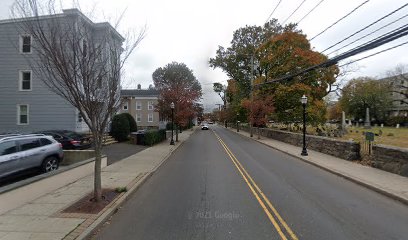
[213,131,299,240]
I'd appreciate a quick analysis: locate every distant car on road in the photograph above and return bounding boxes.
[0,134,64,178]
[35,130,92,150]
[201,124,209,130]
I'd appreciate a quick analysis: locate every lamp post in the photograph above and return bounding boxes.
[237,113,240,132]
[301,95,308,156]
[170,102,175,145]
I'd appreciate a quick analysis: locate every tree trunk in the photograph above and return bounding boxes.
[93,132,103,202]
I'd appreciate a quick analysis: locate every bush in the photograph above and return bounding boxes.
[144,129,167,146]
[111,114,130,142]
[385,116,408,126]
[121,113,138,132]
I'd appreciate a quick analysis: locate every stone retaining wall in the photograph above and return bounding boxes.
[230,124,408,177]
[233,125,360,160]
[62,150,96,165]
[372,145,408,177]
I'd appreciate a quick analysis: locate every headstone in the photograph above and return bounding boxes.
[348,119,352,126]
[381,123,384,128]
[356,122,359,127]
[364,108,371,129]
[396,124,400,129]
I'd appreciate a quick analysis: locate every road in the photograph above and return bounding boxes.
[94,125,408,240]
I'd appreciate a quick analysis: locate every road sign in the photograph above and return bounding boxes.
[365,132,374,141]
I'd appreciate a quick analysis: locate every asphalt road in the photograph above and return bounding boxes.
[94,125,408,240]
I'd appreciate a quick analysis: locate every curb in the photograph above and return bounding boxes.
[77,130,196,240]
[225,127,408,206]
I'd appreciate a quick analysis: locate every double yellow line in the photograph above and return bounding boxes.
[214,132,298,240]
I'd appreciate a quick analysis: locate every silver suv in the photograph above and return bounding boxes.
[0,134,64,178]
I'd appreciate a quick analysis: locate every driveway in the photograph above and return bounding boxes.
[102,142,147,165]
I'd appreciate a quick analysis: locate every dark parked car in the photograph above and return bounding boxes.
[35,130,92,150]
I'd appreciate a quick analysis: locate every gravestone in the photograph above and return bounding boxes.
[364,108,371,129]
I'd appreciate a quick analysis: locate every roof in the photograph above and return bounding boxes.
[121,89,159,97]
[0,8,124,41]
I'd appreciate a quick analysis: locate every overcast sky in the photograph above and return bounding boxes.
[1,0,407,111]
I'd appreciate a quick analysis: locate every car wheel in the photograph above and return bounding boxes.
[42,157,59,173]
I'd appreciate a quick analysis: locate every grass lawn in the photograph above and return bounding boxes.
[339,126,408,148]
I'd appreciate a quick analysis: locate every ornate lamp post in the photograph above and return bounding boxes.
[237,113,240,132]
[301,95,308,156]
[170,102,175,145]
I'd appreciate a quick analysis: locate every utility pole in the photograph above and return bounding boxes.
[250,54,254,137]
[215,103,222,124]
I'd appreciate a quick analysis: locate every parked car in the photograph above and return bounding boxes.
[35,130,92,150]
[0,134,64,178]
[201,124,209,130]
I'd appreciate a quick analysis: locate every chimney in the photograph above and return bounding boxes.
[137,84,141,90]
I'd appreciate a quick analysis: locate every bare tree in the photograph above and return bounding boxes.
[11,0,145,201]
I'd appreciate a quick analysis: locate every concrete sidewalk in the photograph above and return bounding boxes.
[227,127,408,205]
[0,129,196,240]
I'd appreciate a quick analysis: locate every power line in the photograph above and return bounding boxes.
[337,24,407,57]
[256,25,408,85]
[327,13,408,55]
[310,0,370,41]
[322,3,408,53]
[327,14,408,55]
[339,39,408,67]
[282,0,308,25]
[296,0,327,25]
[265,0,283,23]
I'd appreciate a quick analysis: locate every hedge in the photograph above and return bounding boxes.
[144,129,167,146]
[111,114,130,142]
[122,113,138,132]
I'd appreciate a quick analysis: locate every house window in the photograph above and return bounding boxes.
[148,101,154,110]
[123,102,128,110]
[148,113,153,122]
[19,71,32,91]
[136,114,141,122]
[17,104,29,125]
[136,101,142,110]
[77,113,83,122]
[20,35,32,53]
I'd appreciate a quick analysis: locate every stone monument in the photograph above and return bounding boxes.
[364,108,371,129]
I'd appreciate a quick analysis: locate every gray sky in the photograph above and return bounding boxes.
[1,0,407,111]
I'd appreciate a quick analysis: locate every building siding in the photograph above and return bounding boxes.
[0,18,78,133]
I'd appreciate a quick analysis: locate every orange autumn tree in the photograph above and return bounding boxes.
[256,30,339,125]
[153,62,202,131]
[241,95,274,138]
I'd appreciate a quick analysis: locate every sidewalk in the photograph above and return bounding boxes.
[227,127,408,205]
[0,129,196,240]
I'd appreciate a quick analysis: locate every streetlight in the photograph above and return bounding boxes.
[237,113,240,132]
[170,102,175,145]
[300,95,308,156]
